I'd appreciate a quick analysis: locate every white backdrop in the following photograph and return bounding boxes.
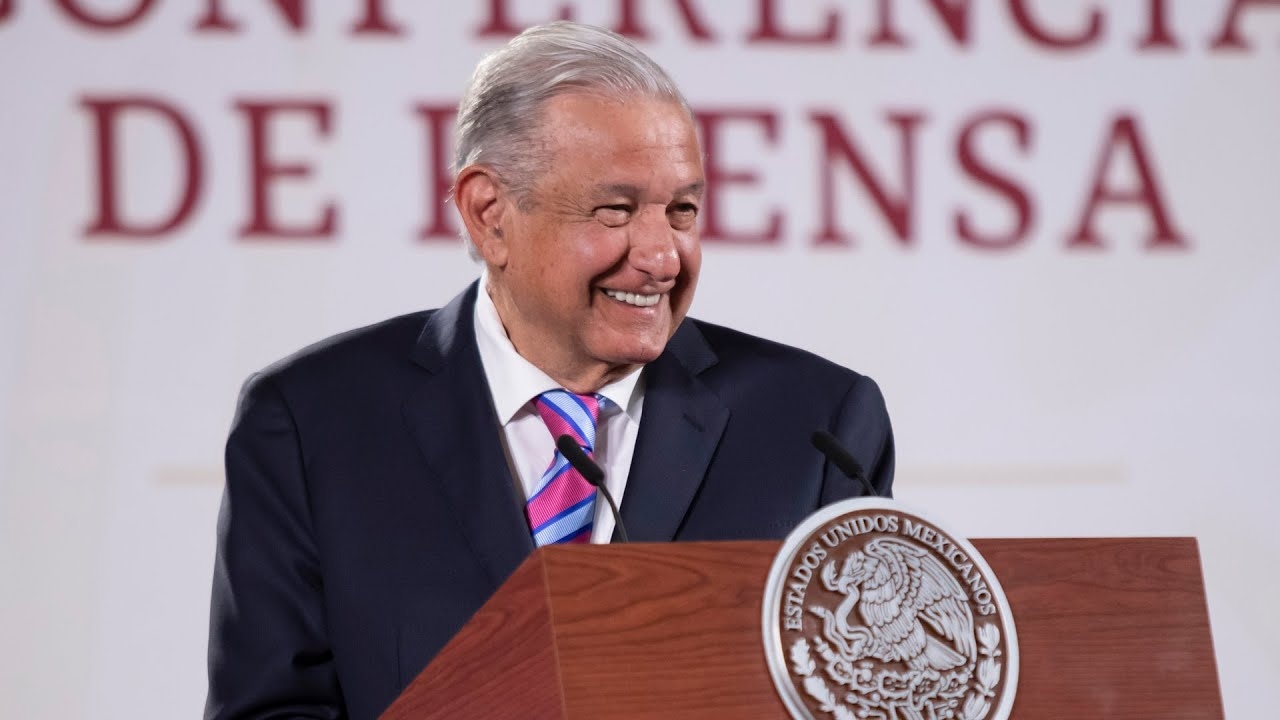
[2,2,1278,717]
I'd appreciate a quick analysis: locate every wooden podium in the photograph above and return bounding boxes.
[381,538,1223,719]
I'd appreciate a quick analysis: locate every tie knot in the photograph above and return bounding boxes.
[534,390,601,452]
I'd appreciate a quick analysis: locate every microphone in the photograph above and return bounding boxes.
[811,430,879,498]
[556,434,630,543]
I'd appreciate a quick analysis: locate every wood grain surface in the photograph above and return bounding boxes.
[978,537,1224,719]
[380,552,565,720]
[383,538,1223,719]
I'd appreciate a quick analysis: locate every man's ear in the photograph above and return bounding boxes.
[454,165,510,266]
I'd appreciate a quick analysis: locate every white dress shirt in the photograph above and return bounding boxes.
[473,276,644,544]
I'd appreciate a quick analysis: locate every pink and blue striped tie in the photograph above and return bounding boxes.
[526,390,602,546]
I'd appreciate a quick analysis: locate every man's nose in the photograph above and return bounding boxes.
[628,208,681,280]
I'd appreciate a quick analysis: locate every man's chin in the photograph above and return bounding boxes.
[595,340,669,370]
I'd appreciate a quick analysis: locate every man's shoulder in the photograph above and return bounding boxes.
[253,309,435,391]
[684,317,864,383]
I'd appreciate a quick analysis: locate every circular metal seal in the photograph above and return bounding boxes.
[762,498,1019,720]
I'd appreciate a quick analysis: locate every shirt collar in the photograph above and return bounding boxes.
[473,273,644,425]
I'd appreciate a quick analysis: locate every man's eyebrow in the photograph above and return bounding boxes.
[676,181,706,197]
[591,181,706,198]
[594,183,642,198]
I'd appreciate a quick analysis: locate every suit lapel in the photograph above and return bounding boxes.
[619,321,729,542]
[401,283,534,589]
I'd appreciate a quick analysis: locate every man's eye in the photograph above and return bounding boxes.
[667,203,699,229]
[594,206,632,226]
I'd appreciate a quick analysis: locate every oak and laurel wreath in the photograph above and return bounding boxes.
[789,624,1003,720]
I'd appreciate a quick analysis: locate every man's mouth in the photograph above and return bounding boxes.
[602,288,661,307]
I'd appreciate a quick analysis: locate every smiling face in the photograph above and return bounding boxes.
[463,93,705,392]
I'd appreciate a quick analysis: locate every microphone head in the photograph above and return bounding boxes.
[811,430,866,483]
[556,434,606,487]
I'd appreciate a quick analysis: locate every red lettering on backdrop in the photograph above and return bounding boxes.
[1137,0,1179,50]
[82,96,203,239]
[477,0,716,39]
[414,104,460,241]
[1210,0,1280,50]
[476,0,573,37]
[747,0,839,44]
[1067,115,1186,250]
[54,0,155,30]
[477,0,520,36]
[614,0,714,41]
[235,100,337,240]
[0,0,13,23]
[811,112,924,247]
[349,0,404,35]
[694,110,783,244]
[867,0,970,48]
[194,0,305,32]
[954,111,1034,250]
[193,0,403,35]
[1009,0,1103,50]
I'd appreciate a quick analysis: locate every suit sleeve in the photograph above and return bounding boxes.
[205,373,345,720]
[820,373,896,503]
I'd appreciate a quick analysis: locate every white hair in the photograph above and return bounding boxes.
[454,21,693,250]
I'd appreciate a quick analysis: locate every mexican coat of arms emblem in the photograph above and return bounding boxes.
[763,499,1019,720]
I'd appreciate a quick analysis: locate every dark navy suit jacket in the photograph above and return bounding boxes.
[205,283,894,720]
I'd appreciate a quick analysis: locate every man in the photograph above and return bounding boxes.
[206,21,893,720]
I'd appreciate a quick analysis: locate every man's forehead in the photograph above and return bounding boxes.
[527,93,705,196]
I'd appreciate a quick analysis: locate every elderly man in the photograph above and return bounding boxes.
[205,21,894,720]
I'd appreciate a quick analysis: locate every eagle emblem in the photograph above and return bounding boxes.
[813,537,975,674]
[762,500,1017,720]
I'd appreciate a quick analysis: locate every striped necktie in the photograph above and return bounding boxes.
[526,390,602,546]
